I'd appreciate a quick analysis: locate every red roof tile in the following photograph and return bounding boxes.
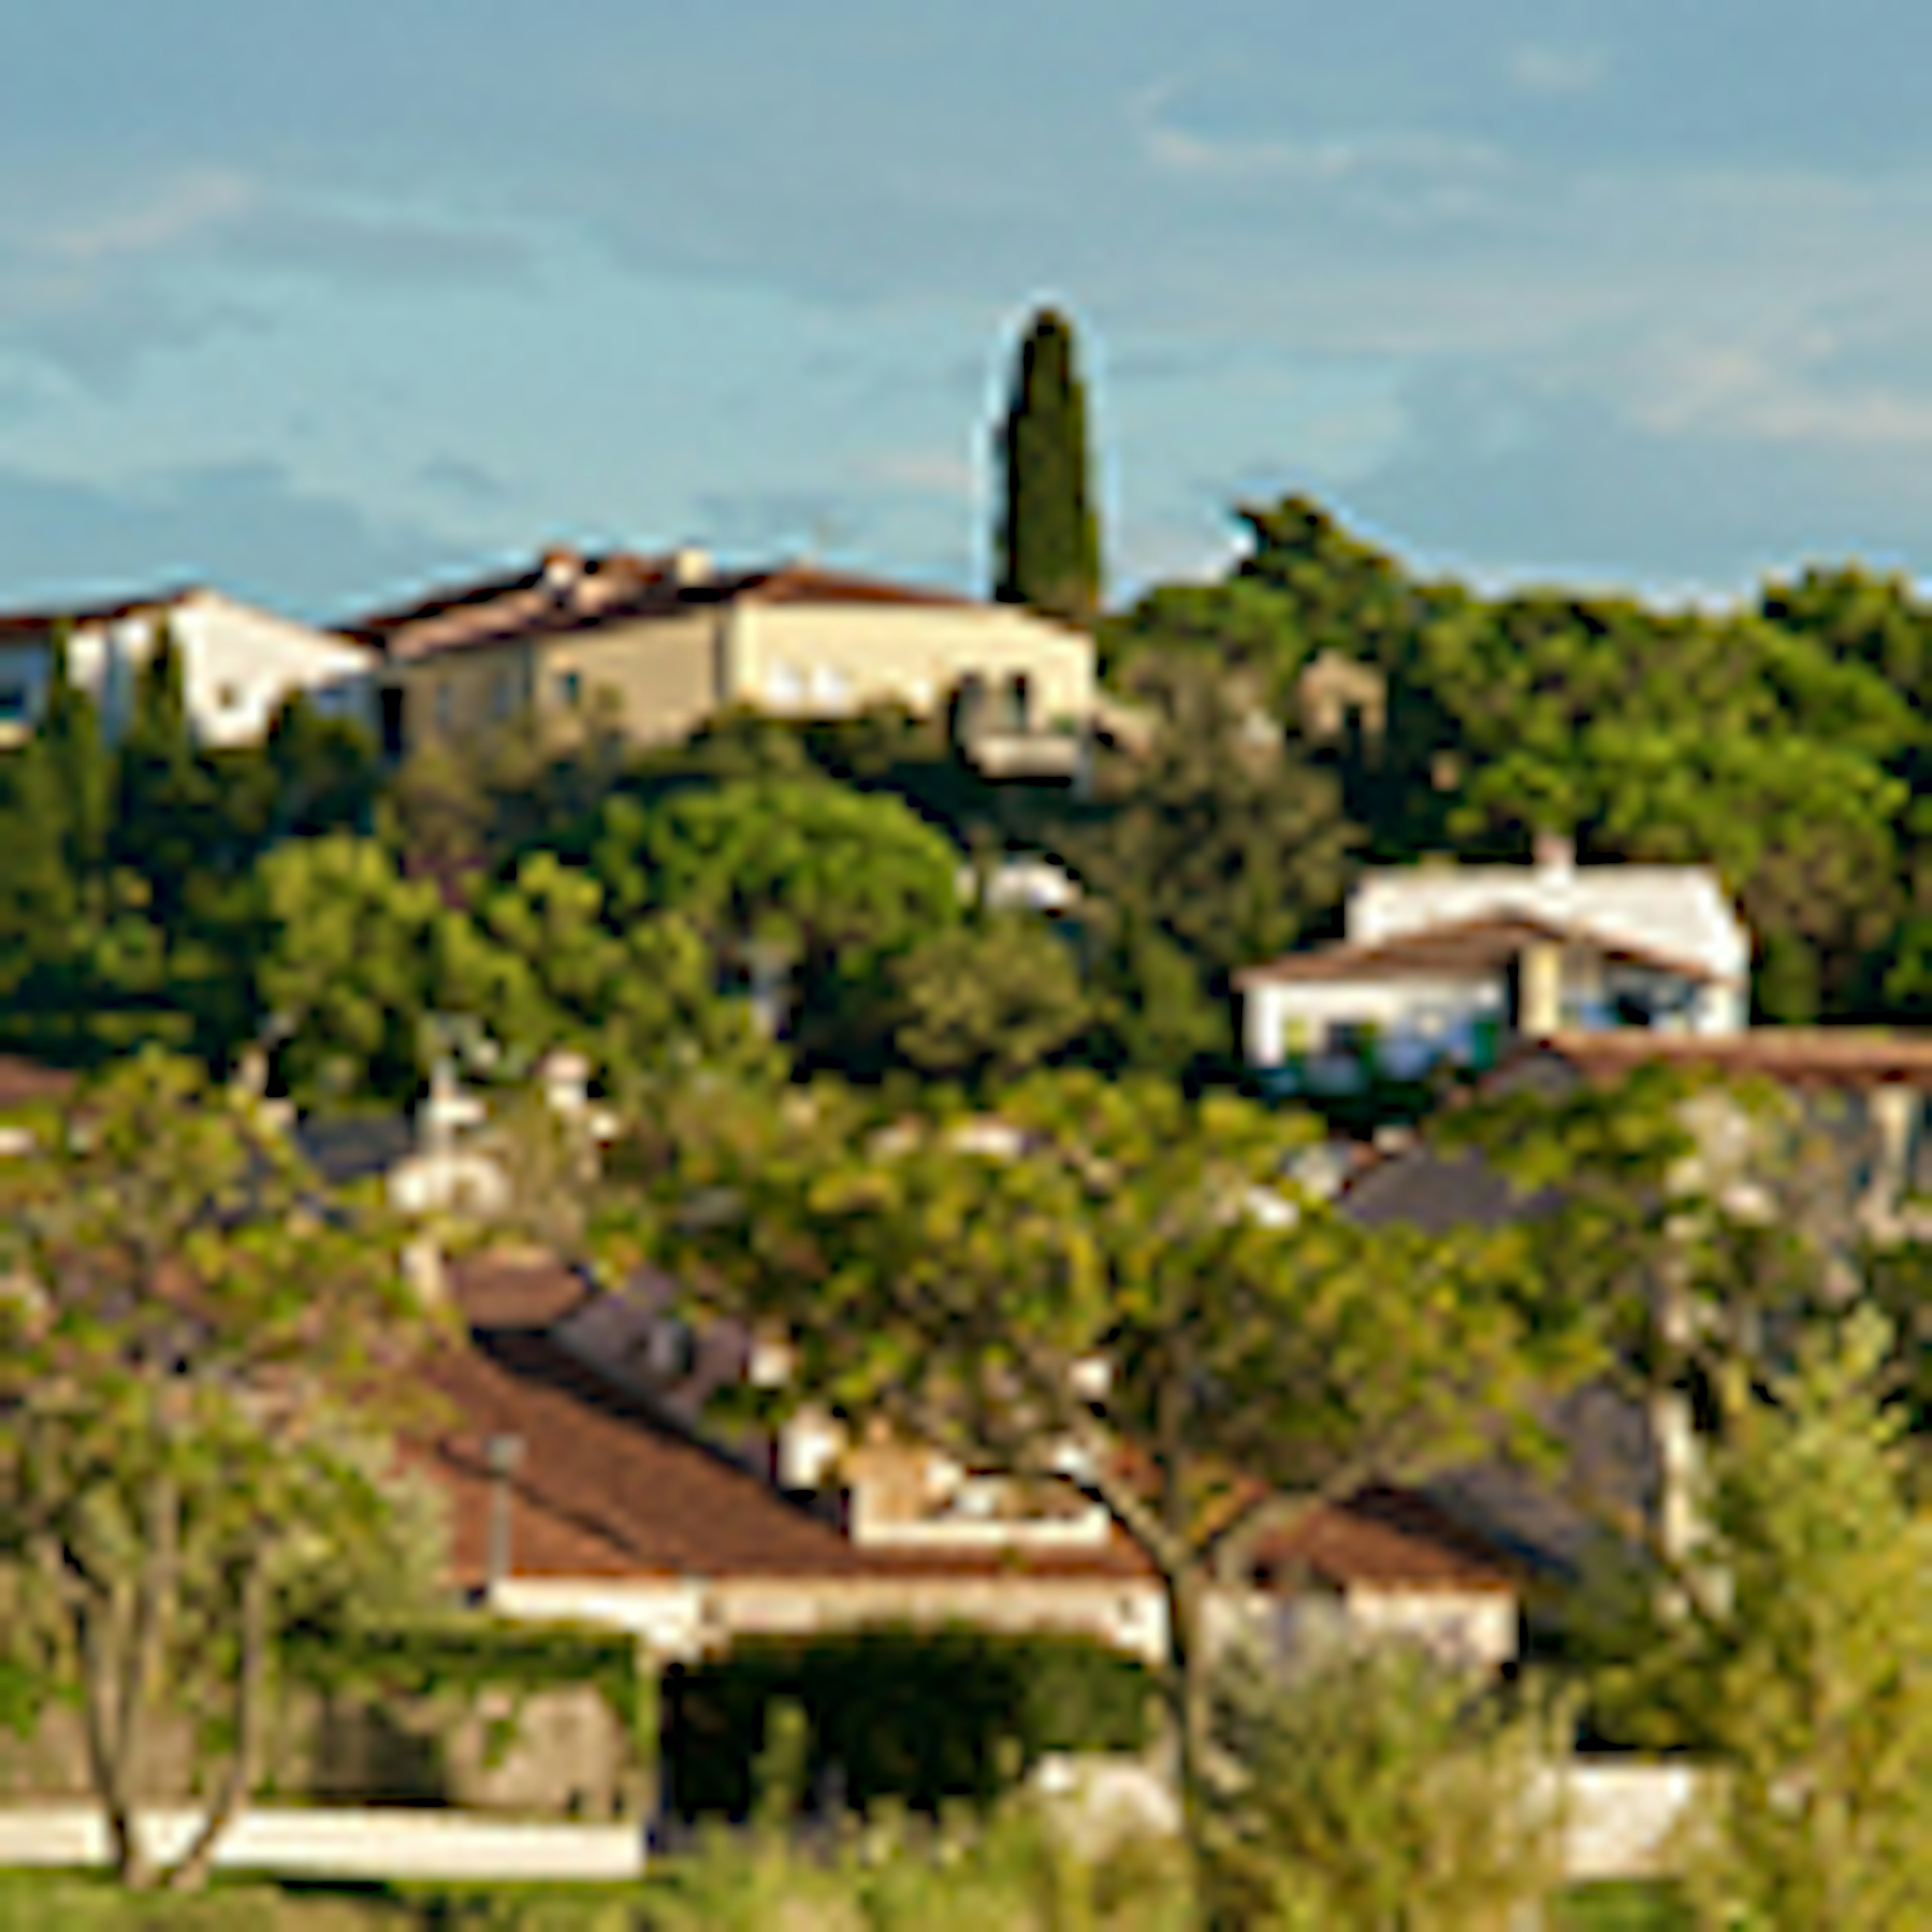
[1524,1029,1932,1087]
[0,589,196,640]
[348,552,1019,666]
[0,1057,78,1110]
[1253,1484,1517,1595]
[413,1329,1515,1597]
[446,1251,594,1331]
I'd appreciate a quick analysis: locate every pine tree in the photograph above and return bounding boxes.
[1682,1311,1932,1930]
[1586,1310,1932,1929]
[993,305,1102,625]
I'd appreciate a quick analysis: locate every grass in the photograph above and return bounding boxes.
[1555,1882,1694,1931]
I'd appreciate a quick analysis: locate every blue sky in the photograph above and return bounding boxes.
[2,2,1930,618]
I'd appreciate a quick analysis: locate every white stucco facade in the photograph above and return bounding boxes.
[0,587,377,749]
[1240,846,1752,1077]
[1242,974,1509,1075]
[1350,854,1749,1006]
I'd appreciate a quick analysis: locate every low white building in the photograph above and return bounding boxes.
[1238,837,1750,1083]
[0,586,378,749]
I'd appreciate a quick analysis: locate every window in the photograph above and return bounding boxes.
[216,681,242,711]
[491,667,517,721]
[809,663,851,711]
[555,668,583,708]
[434,682,454,733]
[0,683,28,722]
[766,662,805,710]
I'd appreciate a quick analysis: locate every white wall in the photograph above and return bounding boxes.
[0,1806,643,1881]
[42,590,378,748]
[1209,1585,1518,1676]
[1244,975,1505,1071]
[732,602,1094,727]
[1351,862,1750,992]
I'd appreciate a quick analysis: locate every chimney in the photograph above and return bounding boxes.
[668,545,711,589]
[539,1049,590,1121]
[485,1432,524,1594]
[540,548,583,596]
[1517,938,1565,1037]
[1533,829,1576,877]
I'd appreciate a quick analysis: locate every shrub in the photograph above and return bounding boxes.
[1205,1641,1567,1930]
[661,1626,1154,1819]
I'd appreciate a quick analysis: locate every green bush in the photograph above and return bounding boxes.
[661,1625,1154,1819]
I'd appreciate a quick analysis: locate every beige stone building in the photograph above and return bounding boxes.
[348,547,1095,774]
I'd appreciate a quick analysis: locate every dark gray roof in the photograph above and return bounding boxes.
[294,1113,416,1188]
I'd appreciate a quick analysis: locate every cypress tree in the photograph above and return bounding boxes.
[115,613,212,922]
[40,615,112,879]
[993,306,1102,625]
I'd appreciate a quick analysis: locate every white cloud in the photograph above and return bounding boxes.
[853,447,978,499]
[40,169,255,266]
[1631,336,1932,449]
[1126,85,1505,200]
[1505,44,1611,98]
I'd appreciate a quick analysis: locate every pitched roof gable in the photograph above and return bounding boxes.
[347,551,1025,666]
[1237,911,1730,992]
[416,1319,1517,1597]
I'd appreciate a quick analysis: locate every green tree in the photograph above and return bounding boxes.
[1208,1643,1567,1930]
[586,777,964,1053]
[39,615,113,880]
[264,693,380,841]
[1083,908,1229,1077]
[0,733,78,995]
[443,850,773,1098]
[994,306,1102,624]
[113,617,220,924]
[1068,654,1358,988]
[886,914,1090,1089]
[1589,1313,1932,1932]
[636,1070,1588,1885]
[254,834,448,1103]
[0,1053,444,1890]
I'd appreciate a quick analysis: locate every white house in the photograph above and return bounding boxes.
[1238,836,1750,1082]
[0,586,378,750]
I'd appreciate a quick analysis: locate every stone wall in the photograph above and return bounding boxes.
[0,1679,636,1818]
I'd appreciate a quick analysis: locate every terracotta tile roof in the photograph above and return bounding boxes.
[1236,912,1730,991]
[715,564,971,612]
[0,1057,78,1110]
[348,552,996,666]
[1522,1029,1932,1087]
[0,588,196,640]
[446,1251,595,1331]
[417,1329,872,1587]
[413,1326,1515,1598]
[1253,1484,1518,1595]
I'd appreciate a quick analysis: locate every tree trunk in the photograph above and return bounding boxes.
[1161,1562,1217,1926]
[74,1587,151,1890]
[166,1556,269,1892]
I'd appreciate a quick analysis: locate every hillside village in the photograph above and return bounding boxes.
[6,310,1932,1929]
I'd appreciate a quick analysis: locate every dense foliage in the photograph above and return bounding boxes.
[1105,495,1932,1020]
[661,1626,1154,1819]
[0,1054,445,1890]
[7,488,1932,1103]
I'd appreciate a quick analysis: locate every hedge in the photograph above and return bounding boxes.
[661,1624,1155,1819]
